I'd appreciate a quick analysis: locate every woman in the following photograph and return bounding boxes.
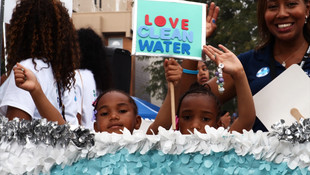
[0,0,80,125]
[181,0,310,132]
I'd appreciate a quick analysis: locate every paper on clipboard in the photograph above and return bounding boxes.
[253,64,310,131]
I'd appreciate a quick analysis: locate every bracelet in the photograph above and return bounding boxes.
[183,68,199,75]
[216,63,225,94]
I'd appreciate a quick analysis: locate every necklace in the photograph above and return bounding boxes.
[277,41,307,67]
[280,58,289,67]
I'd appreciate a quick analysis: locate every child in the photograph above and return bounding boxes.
[92,90,141,134]
[0,0,79,125]
[176,83,221,134]
[197,61,210,86]
[14,63,142,133]
[149,44,255,134]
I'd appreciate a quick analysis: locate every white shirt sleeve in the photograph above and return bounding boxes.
[0,70,36,118]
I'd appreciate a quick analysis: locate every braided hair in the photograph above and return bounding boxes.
[176,82,222,122]
[92,89,138,119]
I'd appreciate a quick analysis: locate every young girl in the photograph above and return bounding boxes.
[0,0,80,125]
[197,61,210,86]
[92,90,141,134]
[176,83,221,134]
[148,44,255,134]
[13,63,142,133]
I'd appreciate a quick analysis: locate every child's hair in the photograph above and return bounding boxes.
[176,82,222,122]
[92,89,138,119]
[201,60,208,67]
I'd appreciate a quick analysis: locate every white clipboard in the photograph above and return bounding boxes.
[253,64,310,131]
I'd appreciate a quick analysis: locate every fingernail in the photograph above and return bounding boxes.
[212,19,216,23]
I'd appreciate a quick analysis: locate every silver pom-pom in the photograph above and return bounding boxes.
[0,116,94,148]
[269,118,310,143]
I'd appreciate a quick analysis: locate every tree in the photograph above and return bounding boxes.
[140,0,258,104]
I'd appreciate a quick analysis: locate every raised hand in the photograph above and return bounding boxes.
[203,44,243,79]
[206,2,220,38]
[13,63,39,93]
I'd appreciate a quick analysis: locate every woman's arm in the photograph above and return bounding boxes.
[13,63,66,125]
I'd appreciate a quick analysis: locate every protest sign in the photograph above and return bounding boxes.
[132,0,206,60]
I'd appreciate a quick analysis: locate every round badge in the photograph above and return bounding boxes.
[256,67,270,78]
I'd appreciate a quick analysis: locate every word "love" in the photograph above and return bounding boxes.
[145,15,189,30]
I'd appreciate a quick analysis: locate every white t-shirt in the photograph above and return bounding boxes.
[0,58,78,125]
[75,69,97,129]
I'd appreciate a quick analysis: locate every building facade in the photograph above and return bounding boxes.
[72,0,162,106]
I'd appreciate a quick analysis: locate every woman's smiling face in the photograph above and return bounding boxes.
[264,0,310,41]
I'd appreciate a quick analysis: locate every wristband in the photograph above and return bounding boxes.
[183,68,199,75]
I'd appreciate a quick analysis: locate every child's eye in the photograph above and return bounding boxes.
[100,112,108,116]
[181,115,191,120]
[202,68,208,71]
[202,117,210,122]
[119,109,128,114]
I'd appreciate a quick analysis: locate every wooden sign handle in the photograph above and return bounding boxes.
[169,82,176,130]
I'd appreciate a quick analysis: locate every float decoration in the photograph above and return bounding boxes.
[1,116,310,174]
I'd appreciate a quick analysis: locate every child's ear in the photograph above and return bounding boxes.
[134,115,142,129]
[93,122,99,132]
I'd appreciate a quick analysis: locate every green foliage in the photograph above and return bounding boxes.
[140,0,258,102]
[143,57,168,100]
[204,0,258,55]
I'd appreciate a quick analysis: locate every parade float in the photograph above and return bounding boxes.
[1,116,310,175]
[1,0,310,174]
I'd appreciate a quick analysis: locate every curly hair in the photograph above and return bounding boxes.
[77,28,113,92]
[176,82,222,122]
[6,0,80,90]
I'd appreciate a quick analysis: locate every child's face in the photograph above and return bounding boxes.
[94,91,141,134]
[197,61,209,85]
[178,94,219,134]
